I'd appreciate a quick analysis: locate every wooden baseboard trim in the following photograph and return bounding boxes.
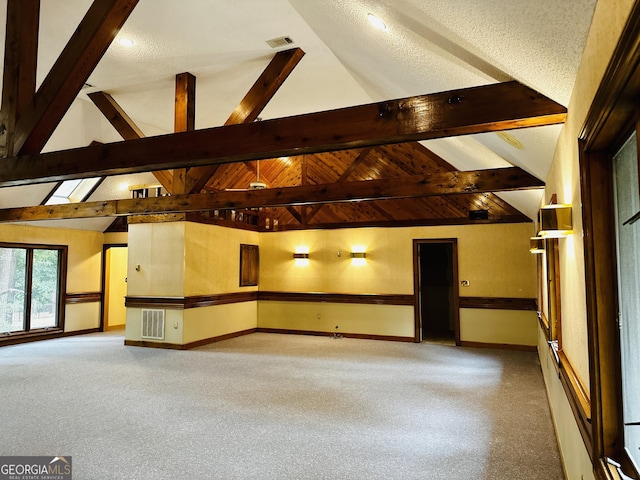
[258,291,414,305]
[184,328,257,349]
[0,327,101,347]
[124,328,258,350]
[256,327,414,343]
[125,292,414,309]
[125,292,258,309]
[459,340,537,352]
[106,325,126,331]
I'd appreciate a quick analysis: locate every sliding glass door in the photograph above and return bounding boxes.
[0,245,64,334]
[613,131,640,471]
[0,248,27,333]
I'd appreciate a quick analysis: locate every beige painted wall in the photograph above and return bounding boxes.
[0,224,103,293]
[538,328,595,480]
[259,223,536,297]
[543,0,636,392]
[125,301,257,344]
[0,224,104,332]
[259,223,536,343]
[123,221,535,344]
[461,309,537,346]
[258,301,415,338]
[539,0,636,475]
[127,222,186,297]
[126,307,184,344]
[183,302,257,344]
[65,303,101,332]
[184,223,260,295]
[125,221,260,345]
[104,232,128,245]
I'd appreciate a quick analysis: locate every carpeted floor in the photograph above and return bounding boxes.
[0,332,563,479]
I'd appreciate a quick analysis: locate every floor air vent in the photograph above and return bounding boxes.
[141,309,165,340]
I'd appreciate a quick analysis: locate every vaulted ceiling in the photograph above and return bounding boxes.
[0,0,598,232]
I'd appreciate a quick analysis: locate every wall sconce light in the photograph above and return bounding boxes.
[529,237,545,254]
[538,204,573,238]
[350,247,367,266]
[293,247,310,266]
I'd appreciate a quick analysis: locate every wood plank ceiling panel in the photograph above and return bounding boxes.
[199,137,537,228]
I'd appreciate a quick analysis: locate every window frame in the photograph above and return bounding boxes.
[578,3,640,476]
[0,242,67,339]
[537,194,562,349]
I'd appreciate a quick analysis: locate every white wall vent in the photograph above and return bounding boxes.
[141,309,165,340]
[266,36,294,48]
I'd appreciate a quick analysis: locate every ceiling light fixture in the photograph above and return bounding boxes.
[367,13,388,31]
[118,37,134,47]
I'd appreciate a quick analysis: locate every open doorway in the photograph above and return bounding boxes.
[102,245,128,332]
[413,239,460,345]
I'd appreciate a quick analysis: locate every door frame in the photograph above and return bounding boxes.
[101,243,127,332]
[412,238,460,345]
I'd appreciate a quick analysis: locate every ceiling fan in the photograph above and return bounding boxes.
[226,160,267,191]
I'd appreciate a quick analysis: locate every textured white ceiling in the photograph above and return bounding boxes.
[0,0,598,229]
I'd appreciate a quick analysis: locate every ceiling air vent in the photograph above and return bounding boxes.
[141,309,165,340]
[469,210,489,220]
[266,36,294,48]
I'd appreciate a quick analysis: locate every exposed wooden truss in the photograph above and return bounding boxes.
[0,81,565,187]
[184,47,305,194]
[0,4,561,229]
[0,1,39,157]
[87,89,175,193]
[172,71,196,195]
[304,146,373,224]
[10,0,139,156]
[87,47,306,195]
[0,167,542,222]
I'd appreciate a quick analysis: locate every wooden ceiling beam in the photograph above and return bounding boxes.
[173,72,196,195]
[187,47,306,193]
[88,91,145,140]
[0,167,543,222]
[13,0,139,155]
[0,81,565,187]
[285,206,303,223]
[88,90,173,192]
[300,155,309,224]
[174,72,196,133]
[0,0,40,157]
[227,47,305,125]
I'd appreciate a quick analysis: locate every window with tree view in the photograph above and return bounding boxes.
[613,131,640,472]
[0,244,65,334]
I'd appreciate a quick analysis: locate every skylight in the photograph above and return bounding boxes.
[45,178,102,205]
